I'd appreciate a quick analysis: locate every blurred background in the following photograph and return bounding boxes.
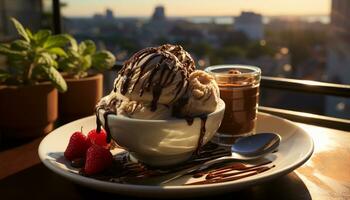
[0,0,349,119]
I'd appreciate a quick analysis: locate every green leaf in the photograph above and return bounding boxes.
[10,18,30,42]
[67,47,80,58]
[47,47,67,57]
[91,50,116,71]
[58,59,75,71]
[0,44,11,54]
[79,40,96,55]
[43,34,70,49]
[37,52,57,67]
[81,55,92,69]
[0,69,11,82]
[78,42,86,54]
[64,34,78,51]
[0,73,10,79]
[40,66,67,92]
[0,44,26,57]
[34,30,51,45]
[10,40,31,51]
[25,28,34,40]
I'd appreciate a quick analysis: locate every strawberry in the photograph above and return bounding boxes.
[87,128,109,148]
[64,131,89,161]
[84,145,113,175]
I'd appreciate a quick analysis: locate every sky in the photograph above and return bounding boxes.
[61,0,331,17]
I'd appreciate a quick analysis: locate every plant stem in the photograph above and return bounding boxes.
[23,63,34,84]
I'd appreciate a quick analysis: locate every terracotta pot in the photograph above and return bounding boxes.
[0,82,58,139]
[59,73,103,123]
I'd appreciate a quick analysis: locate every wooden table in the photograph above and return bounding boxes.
[1,123,349,200]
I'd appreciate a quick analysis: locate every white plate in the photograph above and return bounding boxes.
[38,113,313,198]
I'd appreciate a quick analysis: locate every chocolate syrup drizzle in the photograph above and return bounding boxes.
[95,98,118,143]
[116,44,194,112]
[196,116,207,154]
[186,160,275,185]
[185,118,194,125]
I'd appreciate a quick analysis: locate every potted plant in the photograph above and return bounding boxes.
[0,18,69,138]
[58,38,115,122]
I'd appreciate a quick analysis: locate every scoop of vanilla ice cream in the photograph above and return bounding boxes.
[113,44,195,112]
[117,100,172,120]
[97,91,127,111]
[159,44,195,72]
[98,92,172,119]
[179,70,220,117]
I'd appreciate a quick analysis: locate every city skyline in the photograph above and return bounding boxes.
[61,0,331,17]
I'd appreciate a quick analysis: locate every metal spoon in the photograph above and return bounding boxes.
[231,132,281,159]
[180,133,281,177]
[127,133,281,185]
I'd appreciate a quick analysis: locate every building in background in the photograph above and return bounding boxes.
[151,6,166,22]
[234,11,264,40]
[93,8,115,22]
[0,0,42,41]
[105,8,114,21]
[326,0,350,118]
[144,5,170,40]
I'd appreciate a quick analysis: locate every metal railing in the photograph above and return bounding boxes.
[259,107,350,131]
[261,76,350,97]
[259,76,350,131]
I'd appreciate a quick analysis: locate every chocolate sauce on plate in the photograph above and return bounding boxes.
[186,161,275,185]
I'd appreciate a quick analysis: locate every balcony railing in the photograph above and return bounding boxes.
[260,77,350,130]
[261,76,350,97]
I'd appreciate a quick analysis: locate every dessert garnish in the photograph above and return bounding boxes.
[64,128,113,174]
[64,131,90,161]
[87,129,109,149]
[84,145,113,175]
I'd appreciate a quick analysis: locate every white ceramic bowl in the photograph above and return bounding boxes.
[99,99,225,167]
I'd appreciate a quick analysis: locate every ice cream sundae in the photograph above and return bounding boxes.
[92,44,225,167]
[60,44,275,184]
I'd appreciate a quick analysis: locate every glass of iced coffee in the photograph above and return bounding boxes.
[205,65,261,146]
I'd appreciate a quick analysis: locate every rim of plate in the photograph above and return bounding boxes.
[38,112,314,191]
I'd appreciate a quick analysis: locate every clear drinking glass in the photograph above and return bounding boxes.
[205,65,261,146]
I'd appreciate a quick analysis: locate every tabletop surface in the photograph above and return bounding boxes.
[0,122,349,200]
